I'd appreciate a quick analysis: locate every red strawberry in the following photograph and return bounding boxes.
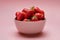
[22,8,29,13]
[40,10,45,18]
[23,19,30,21]
[16,12,25,21]
[31,16,38,21]
[40,10,45,19]
[35,13,44,20]
[15,12,20,17]
[40,10,44,14]
[21,12,27,19]
[27,10,34,19]
[34,7,41,13]
[22,8,34,19]
[34,7,45,14]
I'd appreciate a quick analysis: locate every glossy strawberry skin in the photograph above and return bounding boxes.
[34,7,44,14]
[22,8,29,13]
[35,13,44,20]
[34,7,41,13]
[22,8,34,19]
[21,12,27,19]
[15,7,45,21]
[27,10,34,19]
[23,19,30,21]
[40,10,44,14]
[15,12,20,20]
[16,12,20,17]
[16,12,25,21]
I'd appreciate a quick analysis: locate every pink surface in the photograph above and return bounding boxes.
[0,0,60,40]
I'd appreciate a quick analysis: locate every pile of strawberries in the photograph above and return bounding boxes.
[15,6,45,21]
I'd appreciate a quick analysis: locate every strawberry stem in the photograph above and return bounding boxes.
[30,6,34,11]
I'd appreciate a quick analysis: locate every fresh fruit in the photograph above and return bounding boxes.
[15,6,45,21]
[40,10,44,14]
[34,7,41,13]
[35,13,44,20]
[27,10,34,19]
[21,12,27,19]
[22,8,34,19]
[15,12,21,20]
[22,8,29,13]
[16,12,20,17]
[16,12,25,21]
[31,16,38,21]
[23,19,30,21]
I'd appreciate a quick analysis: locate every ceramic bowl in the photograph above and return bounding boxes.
[15,19,46,34]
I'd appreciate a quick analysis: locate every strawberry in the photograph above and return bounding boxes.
[23,19,30,21]
[16,12,25,21]
[34,7,41,13]
[15,6,45,21]
[15,12,20,17]
[22,8,34,19]
[40,10,44,14]
[15,12,20,20]
[27,10,34,19]
[31,16,38,21]
[35,13,44,20]
[22,8,29,13]
[21,12,27,19]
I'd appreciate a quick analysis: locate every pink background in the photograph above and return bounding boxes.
[0,0,60,40]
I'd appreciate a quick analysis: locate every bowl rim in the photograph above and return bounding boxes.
[14,18,46,23]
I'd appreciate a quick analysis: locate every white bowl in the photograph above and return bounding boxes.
[15,19,46,34]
